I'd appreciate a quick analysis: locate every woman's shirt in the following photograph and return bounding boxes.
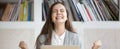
[36,30,82,49]
[51,30,66,45]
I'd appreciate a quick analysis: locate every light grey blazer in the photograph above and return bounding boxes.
[36,30,82,49]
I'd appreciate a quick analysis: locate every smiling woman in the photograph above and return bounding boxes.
[19,2,101,49]
[52,3,67,24]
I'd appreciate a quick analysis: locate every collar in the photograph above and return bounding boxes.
[52,30,66,41]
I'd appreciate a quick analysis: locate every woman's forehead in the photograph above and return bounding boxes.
[52,4,66,9]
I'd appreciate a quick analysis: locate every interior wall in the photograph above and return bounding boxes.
[0,29,35,49]
[84,29,120,49]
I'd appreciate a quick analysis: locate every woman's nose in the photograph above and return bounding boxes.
[57,11,61,15]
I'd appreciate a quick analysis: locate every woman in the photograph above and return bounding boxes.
[19,2,101,49]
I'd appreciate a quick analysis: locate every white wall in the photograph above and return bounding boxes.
[84,28,120,49]
[0,29,35,49]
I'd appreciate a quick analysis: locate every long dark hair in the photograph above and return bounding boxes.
[36,2,75,48]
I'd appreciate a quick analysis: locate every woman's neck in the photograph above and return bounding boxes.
[54,23,66,36]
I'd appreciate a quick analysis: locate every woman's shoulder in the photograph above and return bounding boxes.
[38,34,48,43]
[67,30,79,38]
[38,34,48,39]
[67,30,78,35]
[66,30,81,45]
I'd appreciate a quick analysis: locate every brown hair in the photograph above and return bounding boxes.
[36,2,75,48]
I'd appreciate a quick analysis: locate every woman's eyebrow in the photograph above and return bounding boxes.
[52,8,65,11]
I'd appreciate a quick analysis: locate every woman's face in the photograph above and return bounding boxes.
[52,4,67,24]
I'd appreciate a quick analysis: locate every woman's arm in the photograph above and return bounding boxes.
[19,41,28,49]
[92,40,102,49]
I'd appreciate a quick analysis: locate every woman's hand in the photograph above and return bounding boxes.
[92,40,102,49]
[19,41,28,49]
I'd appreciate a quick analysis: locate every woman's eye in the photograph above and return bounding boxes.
[52,9,65,13]
[52,10,57,13]
[60,9,64,12]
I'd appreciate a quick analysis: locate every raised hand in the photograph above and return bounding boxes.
[19,41,28,49]
[92,40,102,49]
